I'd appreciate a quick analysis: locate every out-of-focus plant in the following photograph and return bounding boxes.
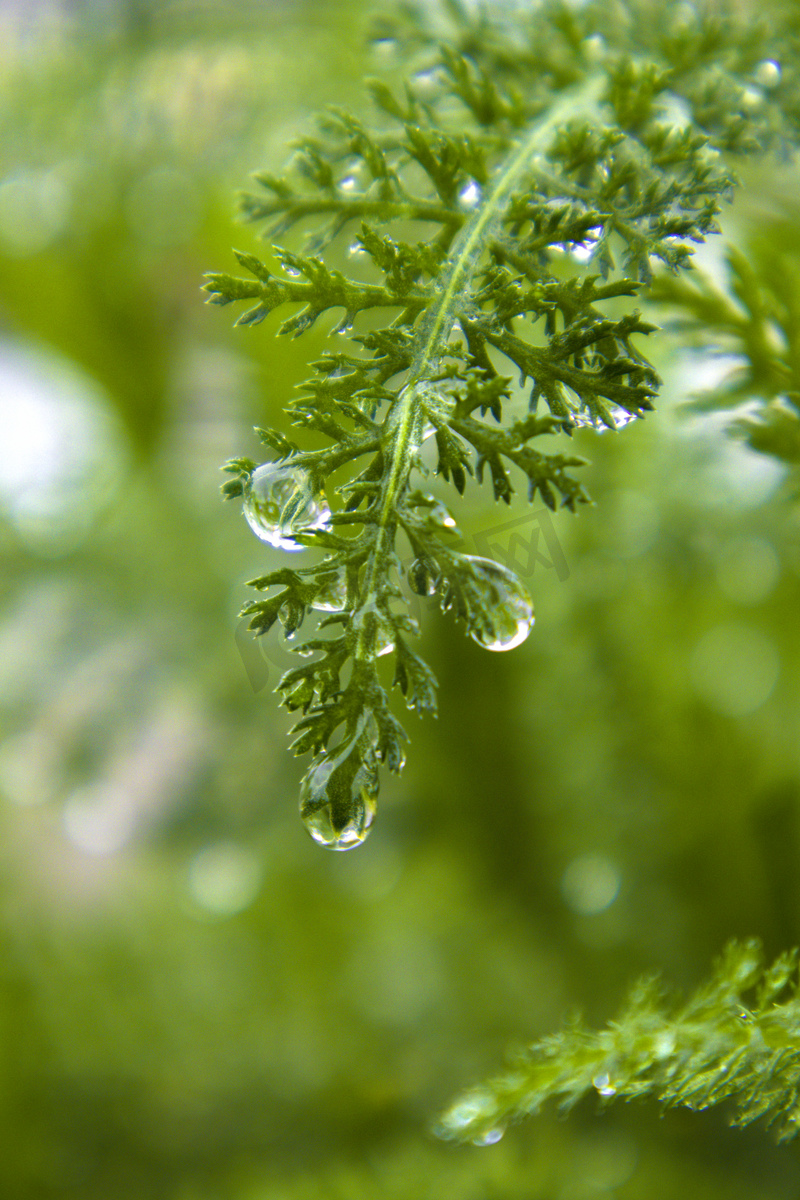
[439,940,800,1146]
[651,232,800,493]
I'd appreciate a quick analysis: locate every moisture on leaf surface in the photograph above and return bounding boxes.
[207,0,800,842]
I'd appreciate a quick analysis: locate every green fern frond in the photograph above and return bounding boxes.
[206,0,800,847]
[438,940,800,1147]
[650,234,800,488]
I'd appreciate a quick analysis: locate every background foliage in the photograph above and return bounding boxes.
[1,1,800,1197]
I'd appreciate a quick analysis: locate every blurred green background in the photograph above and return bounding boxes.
[1,1,800,1197]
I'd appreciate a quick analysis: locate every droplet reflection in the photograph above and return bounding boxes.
[243,462,330,551]
[464,557,534,651]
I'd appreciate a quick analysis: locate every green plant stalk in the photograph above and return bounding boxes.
[355,75,605,665]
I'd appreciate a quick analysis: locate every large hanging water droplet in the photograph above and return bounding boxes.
[311,570,348,612]
[243,463,331,551]
[465,557,534,651]
[299,750,378,850]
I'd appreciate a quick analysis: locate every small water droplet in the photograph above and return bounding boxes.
[593,1072,617,1097]
[339,176,357,192]
[428,499,458,530]
[472,1127,505,1146]
[348,240,367,258]
[375,626,395,657]
[408,557,440,597]
[755,59,781,88]
[458,180,482,210]
[570,404,637,432]
[300,750,378,851]
[243,462,331,551]
[283,266,301,278]
[464,557,534,651]
[311,571,348,612]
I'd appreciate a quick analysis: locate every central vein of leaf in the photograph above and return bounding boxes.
[354,77,604,663]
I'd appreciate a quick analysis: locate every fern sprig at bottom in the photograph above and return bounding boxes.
[205,0,800,848]
[438,940,800,1146]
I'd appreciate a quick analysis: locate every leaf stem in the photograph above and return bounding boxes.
[354,75,606,661]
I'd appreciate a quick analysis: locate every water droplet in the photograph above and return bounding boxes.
[593,1072,617,1097]
[283,265,301,278]
[464,557,534,651]
[472,1127,505,1146]
[429,499,458,530]
[339,176,357,192]
[570,404,637,432]
[279,601,303,638]
[243,462,330,551]
[348,240,367,258]
[755,59,781,88]
[311,571,348,612]
[375,621,395,657]
[300,750,378,851]
[458,180,482,210]
[408,557,440,597]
